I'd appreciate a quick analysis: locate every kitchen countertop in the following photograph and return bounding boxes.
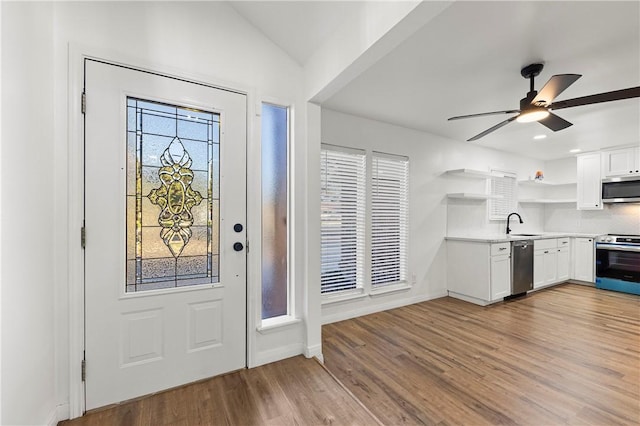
[445,232,601,243]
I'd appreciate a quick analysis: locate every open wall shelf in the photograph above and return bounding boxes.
[518,179,577,187]
[446,169,504,179]
[448,193,503,200]
[518,199,577,204]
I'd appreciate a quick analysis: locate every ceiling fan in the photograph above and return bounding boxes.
[448,63,640,141]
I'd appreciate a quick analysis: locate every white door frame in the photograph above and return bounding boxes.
[66,46,257,418]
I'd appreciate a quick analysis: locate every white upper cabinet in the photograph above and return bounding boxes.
[601,146,640,177]
[577,152,603,210]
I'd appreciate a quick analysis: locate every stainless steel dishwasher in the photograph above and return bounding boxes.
[511,240,533,295]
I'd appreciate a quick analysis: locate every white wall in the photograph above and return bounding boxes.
[305,1,443,102]
[320,109,545,323]
[48,1,312,421]
[545,202,640,235]
[1,2,58,425]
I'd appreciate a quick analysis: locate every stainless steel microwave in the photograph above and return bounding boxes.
[602,176,640,203]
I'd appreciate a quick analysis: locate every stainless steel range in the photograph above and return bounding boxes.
[595,234,640,295]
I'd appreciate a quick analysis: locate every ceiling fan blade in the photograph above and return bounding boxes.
[538,112,573,132]
[448,110,519,121]
[467,116,518,141]
[532,74,581,105]
[549,86,640,110]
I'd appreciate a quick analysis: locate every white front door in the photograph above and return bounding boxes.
[84,59,247,410]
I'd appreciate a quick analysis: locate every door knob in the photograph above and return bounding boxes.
[233,242,244,252]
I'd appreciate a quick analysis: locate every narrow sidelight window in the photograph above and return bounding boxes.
[261,103,289,319]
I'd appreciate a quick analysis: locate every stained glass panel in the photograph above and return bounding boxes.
[126,97,221,292]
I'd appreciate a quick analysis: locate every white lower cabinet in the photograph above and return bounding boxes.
[447,240,511,305]
[448,235,588,305]
[533,249,545,288]
[572,237,595,282]
[557,246,570,282]
[534,247,557,288]
[533,238,570,289]
[490,254,511,300]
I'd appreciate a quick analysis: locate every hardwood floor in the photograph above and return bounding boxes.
[60,355,380,426]
[322,284,640,425]
[61,284,638,425]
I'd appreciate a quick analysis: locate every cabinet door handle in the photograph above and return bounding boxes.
[499,247,506,251]
[544,250,549,254]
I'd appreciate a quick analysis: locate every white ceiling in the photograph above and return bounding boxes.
[231,1,640,160]
[228,1,369,66]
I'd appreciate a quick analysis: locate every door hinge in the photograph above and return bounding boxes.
[81,225,86,249]
[81,91,86,114]
[246,240,249,253]
[81,359,86,382]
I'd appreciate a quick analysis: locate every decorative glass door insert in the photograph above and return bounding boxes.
[126,97,220,292]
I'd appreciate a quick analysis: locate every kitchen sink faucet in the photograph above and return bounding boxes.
[506,212,523,234]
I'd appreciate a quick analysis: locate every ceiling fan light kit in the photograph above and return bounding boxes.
[516,107,549,123]
[448,63,640,141]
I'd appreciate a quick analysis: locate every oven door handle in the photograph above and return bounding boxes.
[596,244,640,253]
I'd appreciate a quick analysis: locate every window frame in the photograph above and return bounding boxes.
[488,169,518,221]
[320,145,411,304]
[259,100,293,326]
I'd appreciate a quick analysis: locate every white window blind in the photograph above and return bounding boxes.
[371,152,408,287]
[489,170,517,220]
[320,145,366,294]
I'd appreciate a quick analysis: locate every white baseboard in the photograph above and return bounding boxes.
[253,342,304,367]
[568,279,595,287]
[304,343,323,361]
[46,407,57,426]
[447,291,490,306]
[45,402,70,425]
[321,290,448,325]
[56,403,70,423]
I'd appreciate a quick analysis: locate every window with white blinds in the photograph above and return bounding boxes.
[320,145,366,294]
[489,170,517,220]
[371,152,408,287]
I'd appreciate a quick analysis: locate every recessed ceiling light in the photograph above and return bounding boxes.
[533,134,547,140]
[569,149,582,153]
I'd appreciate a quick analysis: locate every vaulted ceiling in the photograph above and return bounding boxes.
[231,1,639,160]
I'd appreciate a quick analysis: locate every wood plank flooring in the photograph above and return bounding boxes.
[61,284,638,425]
[60,355,380,426]
[322,284,640,425]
